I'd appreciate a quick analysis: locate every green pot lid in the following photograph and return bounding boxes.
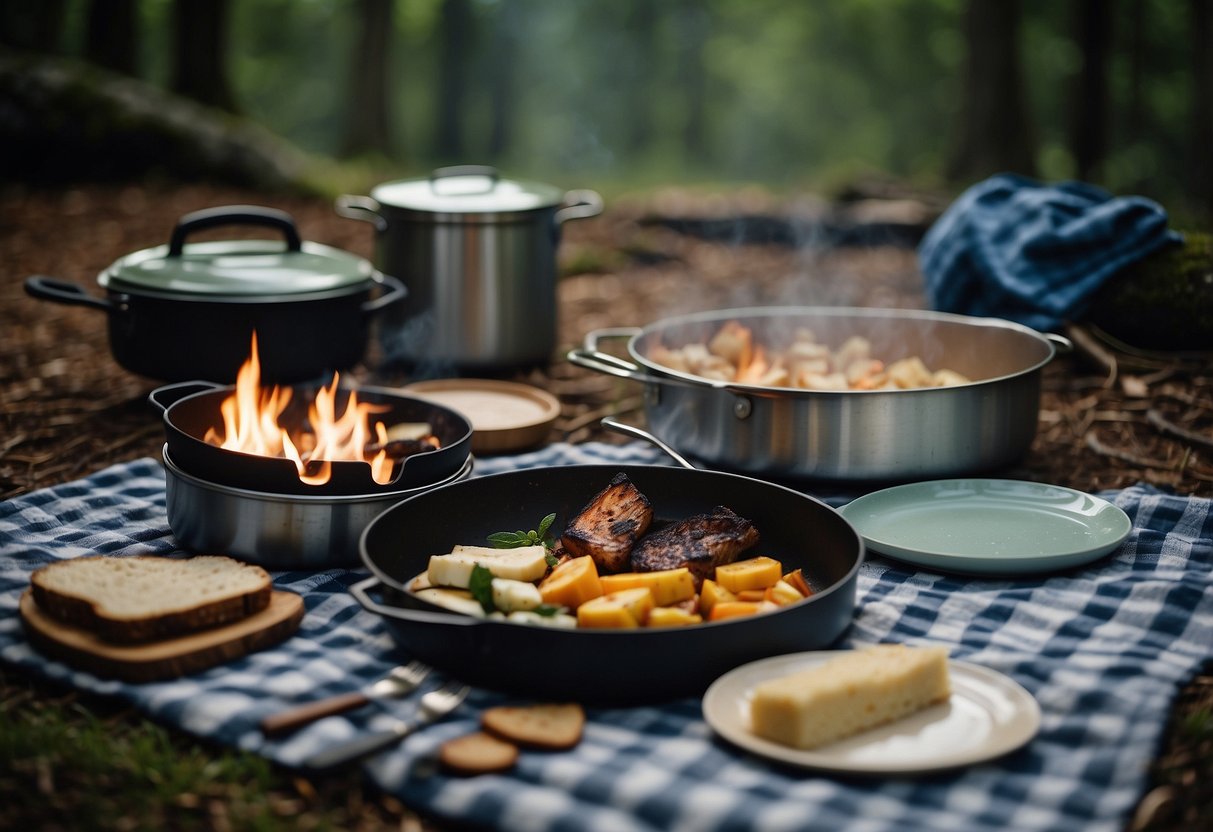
[101,240,375,297]
[371,166,565,215]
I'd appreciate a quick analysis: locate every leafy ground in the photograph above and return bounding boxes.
[0,182,1209,830]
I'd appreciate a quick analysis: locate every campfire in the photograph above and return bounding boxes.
[203,334,438,486]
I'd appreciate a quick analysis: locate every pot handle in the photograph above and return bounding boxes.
[361,273,408,315]
[600,418,697,470]
[168,205,302,257]
[554,189,604,224]
[147,380,224,414]
[334,195,386,231]
[1045,332,1074,356]
[566,327,649,383]
[350,576,480,627]
[24,276,115,313]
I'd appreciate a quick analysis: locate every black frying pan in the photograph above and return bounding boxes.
[148,381,473,497]
[355,463,864,706]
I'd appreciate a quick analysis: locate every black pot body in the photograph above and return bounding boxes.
[108,286,377,384]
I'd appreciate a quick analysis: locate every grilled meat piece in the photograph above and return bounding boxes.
[630,506,760,586]
[560,473,654,572]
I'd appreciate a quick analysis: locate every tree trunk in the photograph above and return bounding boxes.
[1191,0,1213,216]
[170,0,238,113]
[946,0,1036,183]
[84,0,139,76]
[623,1,658,154]
[487,0,518,158]
[675,1,709,165]
[435,0,473,161]
[339,0,394,158]
[1069,0,1111,183]
[0,0,67,52]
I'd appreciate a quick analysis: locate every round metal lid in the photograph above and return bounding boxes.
[370,165,565,216]
[101,239,376,297]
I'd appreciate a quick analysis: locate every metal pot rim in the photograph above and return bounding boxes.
[162,446,474,503]
[626,305,1064,394]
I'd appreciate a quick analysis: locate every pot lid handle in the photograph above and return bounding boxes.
[429,165,499,194]
[167,205,303,257]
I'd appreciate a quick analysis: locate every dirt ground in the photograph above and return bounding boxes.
[1,183,1210,829]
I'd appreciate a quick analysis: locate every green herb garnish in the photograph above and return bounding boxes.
[468,564,495,613]
[487,512,557,552]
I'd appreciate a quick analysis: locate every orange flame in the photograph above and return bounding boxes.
[203,334,393,485]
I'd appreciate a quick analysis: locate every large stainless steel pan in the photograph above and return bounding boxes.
[568,306,1071,483]
[355,463,863,705]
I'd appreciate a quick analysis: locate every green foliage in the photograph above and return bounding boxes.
[42,0,1213,213]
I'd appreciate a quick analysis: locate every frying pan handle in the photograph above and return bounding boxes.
[335,195,386,231]
[568,329,744,395]
[600,418,697,470]
[350,577,480,627]
[147,381,224,414]
[361,274,407,315]
[24,276,116,313]
[168,205,302,257]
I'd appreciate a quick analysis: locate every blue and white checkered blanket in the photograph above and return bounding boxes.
[2,444,1211,832]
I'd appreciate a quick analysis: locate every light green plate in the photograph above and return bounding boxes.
[839,479,1132,576]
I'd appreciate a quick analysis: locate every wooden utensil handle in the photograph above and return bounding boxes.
[260,691,371,736]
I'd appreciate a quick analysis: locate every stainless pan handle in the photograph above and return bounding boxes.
[554,189,604,224]
[360,274,407,316]
[1045,332,1074,356]
[567,328,759,400]
[350,577,480,627]
[147,381,224,414]
[335,195,387,231]
[600,418,696,470]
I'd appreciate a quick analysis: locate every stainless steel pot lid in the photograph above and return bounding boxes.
[101,205,376,297]
[369,165,567,217]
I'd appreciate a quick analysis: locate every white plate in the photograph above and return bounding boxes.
[702,650,1040,775]
[839,479,1132,576]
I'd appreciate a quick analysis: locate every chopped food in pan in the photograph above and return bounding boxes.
[406,473,814,628]
[649,321,970,391]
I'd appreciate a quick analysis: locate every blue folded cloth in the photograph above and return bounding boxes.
[918,173,1183,331]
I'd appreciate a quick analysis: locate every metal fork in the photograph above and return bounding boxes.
[260,660,431,737]
[301,682,471,772]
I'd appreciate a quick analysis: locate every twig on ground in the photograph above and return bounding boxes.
[1147,409,1213,453]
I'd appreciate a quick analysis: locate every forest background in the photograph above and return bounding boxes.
[2,0,1212,224]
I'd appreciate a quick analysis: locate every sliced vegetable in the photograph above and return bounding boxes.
[698,578,736,617]
[646,607,703,627]
[428,545,549,588]
[598,567,695,606]
[491,578,544,612]
[782,568,813,597]
[764,580,805,606]
[538,556,603,609]
[576,587,655,629]
[715,556,783,593]
[708,600,764,621]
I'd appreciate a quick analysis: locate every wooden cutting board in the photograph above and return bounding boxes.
[19,589,305,683]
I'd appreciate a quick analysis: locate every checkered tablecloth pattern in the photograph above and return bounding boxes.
[2,444,1211,832]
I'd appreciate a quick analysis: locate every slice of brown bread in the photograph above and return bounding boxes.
[30,555,272,643]
[481,703,586,750]
[439,731,519,775]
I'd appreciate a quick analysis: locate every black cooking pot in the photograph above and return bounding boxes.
[149,381,474,497]
[25,205,406,384]
[356,464,863,706]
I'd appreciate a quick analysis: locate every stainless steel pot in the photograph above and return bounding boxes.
[568,306,1072,483]
[164,447,473,570]
[337,166,602,371]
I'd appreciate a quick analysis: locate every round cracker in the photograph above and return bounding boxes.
[439,731,519,776]
[481,703,586,750]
